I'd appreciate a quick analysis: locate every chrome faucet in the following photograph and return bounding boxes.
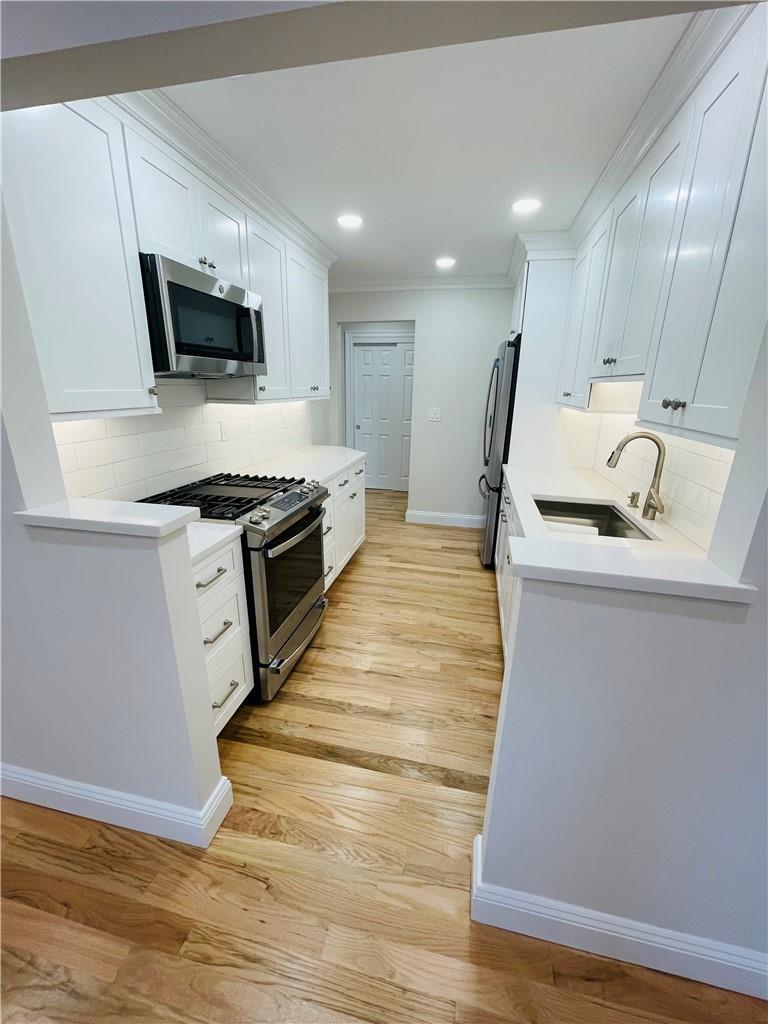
[606,431,666,520]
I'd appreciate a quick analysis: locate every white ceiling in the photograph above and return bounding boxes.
[163,14,691,288]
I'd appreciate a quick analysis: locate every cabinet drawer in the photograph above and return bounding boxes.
[209,642,254,734]
[351,459,366,483]
[193,541,242,604]
[199,576,248,663]
[333,470,353,501]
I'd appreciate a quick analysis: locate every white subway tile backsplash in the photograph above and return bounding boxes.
[53,418,108,444]
[55,396,314,501]
[138,427,188,455]
[590,413,733,550]
[74,435,140,469]
[63,464,116,498]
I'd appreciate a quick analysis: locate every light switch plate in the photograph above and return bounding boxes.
[427,408,442,422]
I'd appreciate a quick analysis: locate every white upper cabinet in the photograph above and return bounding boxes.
[592,103,693,379]
[286,245,330,399]
[639,9,767,437]
[558,208,612,407]
[3,101,158,417]
[127,131,248,287]
[125,130,200,268]
[197,183,248,288]
[246,215,291,400]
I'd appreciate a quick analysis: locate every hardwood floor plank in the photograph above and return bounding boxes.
[2,899,132,983]
[1,490,760,1023]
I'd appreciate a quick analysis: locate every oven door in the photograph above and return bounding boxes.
[248,507,326,665]
[141,253,266,377]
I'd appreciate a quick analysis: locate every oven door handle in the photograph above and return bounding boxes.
[265,509,325,559]
[268,597,328,677]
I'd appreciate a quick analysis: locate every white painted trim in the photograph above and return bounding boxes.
[569,6,755,245]
[330,276,512,294]
[102,91,336,268]
[471,835,768,999]
[0,763,233,848]
[405,510,485,529]
[508,232,576,283]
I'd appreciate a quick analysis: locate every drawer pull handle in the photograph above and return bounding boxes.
[204,619,233,646]
[349,491,357,499]
[325,565,334,577]
[355,468,364,475]
[338,478,349,488]
[196,566,227,590]
[212,679,239,709]
[323,525,333,536]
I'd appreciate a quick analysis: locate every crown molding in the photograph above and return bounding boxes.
[508,231,576,283]
[569,5,756,246]
[329,274,514,294]
[104,90,337,268]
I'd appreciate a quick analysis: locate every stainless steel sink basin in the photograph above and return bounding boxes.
[534,498,654,541]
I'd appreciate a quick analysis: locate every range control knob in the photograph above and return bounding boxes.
[308,480,320,490]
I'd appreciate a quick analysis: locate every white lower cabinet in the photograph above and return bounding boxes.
[325,458,366,588]
[193,537,253,733]
[496,482,522,657]
[3,101,158,417]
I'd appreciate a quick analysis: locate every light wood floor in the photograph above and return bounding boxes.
[2,490,764,1023]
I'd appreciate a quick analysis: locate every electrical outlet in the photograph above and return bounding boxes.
[427,408,442,422]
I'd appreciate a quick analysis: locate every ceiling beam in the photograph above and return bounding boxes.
[1,0,747,111]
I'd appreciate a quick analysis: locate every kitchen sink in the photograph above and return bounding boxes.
[534,498,654,541]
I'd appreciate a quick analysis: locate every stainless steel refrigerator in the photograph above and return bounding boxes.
[478,333,521,567]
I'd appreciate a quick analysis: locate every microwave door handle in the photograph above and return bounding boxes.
[265,509,325,559]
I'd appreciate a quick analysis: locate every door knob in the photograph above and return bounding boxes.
[355,424,360,430]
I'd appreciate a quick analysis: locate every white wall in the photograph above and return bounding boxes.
[53,384,316,499]
[329,287,514,521]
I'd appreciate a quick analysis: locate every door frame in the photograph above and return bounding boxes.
[342,322,416,464]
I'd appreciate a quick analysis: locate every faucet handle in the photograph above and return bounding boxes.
[627,491,640,508]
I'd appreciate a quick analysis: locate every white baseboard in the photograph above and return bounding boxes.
[471,835,767,999]
[405,509,485,529]
[0,763,233,848]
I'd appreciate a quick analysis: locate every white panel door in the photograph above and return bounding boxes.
[640,8,767,430]
[352,342,414,490]
[3,101,157,415]
[198,183,248,288]
[125,130,200,268]
[246,215,290,400]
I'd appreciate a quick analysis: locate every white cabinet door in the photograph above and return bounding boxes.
[350,480,366,552]
[247,215,291,400]
[125,130,200,268]
[3,101,157,416]
[198,183,248,288]
[678,83,767,439]
[557,250,590,407]
[334,489,354,571]
[558,209,612,407]
[639,8,766,433]
[286,245,330,399]
[593,104,693,378]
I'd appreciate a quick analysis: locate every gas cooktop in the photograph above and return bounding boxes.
[142,472,305,521]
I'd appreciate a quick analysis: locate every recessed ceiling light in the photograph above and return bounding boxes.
[337,213,363,229]
[435,256,456,269]
[511,198,541,215]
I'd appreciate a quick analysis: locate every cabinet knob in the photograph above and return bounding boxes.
[562,391,572,398]
[670,398,687,411]
[603,356,617,366]
[662,398,673,410]
[258,385,266,392]
[198,256,208,266]
[148,385,159,396]
[209,261,216,270]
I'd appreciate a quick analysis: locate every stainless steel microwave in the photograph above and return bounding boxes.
[139,253,266,378]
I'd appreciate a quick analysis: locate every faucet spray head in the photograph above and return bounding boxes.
[606,449,620,468]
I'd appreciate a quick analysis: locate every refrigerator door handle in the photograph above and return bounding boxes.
[482,359,500,467]
[478,474,499,498]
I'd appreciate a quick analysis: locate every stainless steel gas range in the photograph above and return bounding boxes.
[142,472,328,700]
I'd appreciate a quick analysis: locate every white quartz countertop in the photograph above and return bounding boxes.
[16,498,200,538]
[503,465,755,604]
[249,445,365,485]
[187,521,243,564]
